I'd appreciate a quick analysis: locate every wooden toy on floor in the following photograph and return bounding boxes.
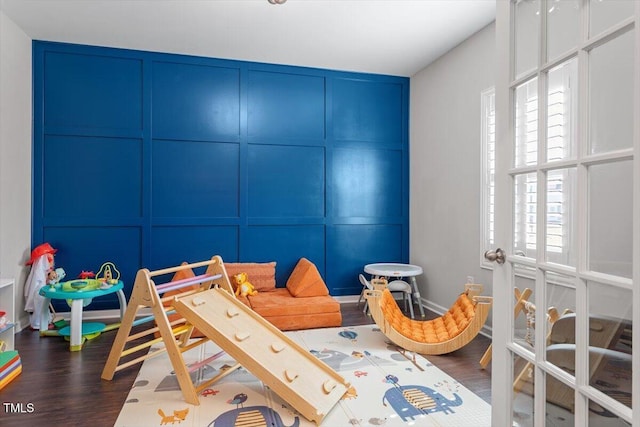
[511,301,566,395]
[365,283,492,355]
[101,256,350,425]
[513,310,632,412]
[479,287,533,369]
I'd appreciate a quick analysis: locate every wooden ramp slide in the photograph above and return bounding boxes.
[174,287,350,425]
[365,283,492,355]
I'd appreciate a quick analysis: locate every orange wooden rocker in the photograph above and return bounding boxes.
[365,283,492,355]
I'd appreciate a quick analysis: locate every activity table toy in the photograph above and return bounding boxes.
[39,278,126,351]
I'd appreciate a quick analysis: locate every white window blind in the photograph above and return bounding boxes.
[482,64,574,267]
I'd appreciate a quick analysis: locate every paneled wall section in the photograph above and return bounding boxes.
[32,42,409,309]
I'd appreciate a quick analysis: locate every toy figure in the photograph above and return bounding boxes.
[78,271,95,279]
[47,267,66,287]
[24,243,57,330]
[232,272,258,297]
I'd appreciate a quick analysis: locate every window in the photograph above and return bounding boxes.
[482,58,577,268]
[513,78,539,257]
[481,87,495,268]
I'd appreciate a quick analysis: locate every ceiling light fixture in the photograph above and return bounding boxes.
[268,0,287,4]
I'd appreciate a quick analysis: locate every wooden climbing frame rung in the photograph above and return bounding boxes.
[155,273,222,293]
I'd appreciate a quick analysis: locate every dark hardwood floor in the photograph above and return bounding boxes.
[1,303,491,427]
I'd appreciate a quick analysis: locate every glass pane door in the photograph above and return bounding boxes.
[492,1,637,426]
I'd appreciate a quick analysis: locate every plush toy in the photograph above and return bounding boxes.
[232,272,258,297]
[47,267,66,286]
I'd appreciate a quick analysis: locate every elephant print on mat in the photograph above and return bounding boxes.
[207,405,300,427]
[382,375,463,422]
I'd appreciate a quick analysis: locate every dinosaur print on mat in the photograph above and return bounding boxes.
[309,348,397,371]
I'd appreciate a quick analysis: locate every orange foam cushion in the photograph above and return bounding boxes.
[263,312,342,331]
[224,262,276,292]
[285,258,329,297]
[248,288,338,317]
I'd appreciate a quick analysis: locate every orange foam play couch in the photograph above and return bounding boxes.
[163,258,342,332]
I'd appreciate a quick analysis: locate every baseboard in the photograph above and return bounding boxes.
[334,295,360,304]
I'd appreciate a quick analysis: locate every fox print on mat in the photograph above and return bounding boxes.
[157,407,189,425]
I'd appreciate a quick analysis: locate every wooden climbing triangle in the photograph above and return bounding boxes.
[101,256,349,425]
[101,256,231,405]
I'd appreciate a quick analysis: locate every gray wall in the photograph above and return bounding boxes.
[410,22,495,326]
[0,9,32,329]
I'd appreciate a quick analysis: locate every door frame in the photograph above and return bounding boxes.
[491,2,515,425]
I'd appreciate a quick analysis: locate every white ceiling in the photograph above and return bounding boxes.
[1,0,496,77]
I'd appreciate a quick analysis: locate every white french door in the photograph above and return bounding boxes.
[491,1,639,426]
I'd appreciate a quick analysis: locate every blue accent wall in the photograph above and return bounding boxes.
[32,41,409,310]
